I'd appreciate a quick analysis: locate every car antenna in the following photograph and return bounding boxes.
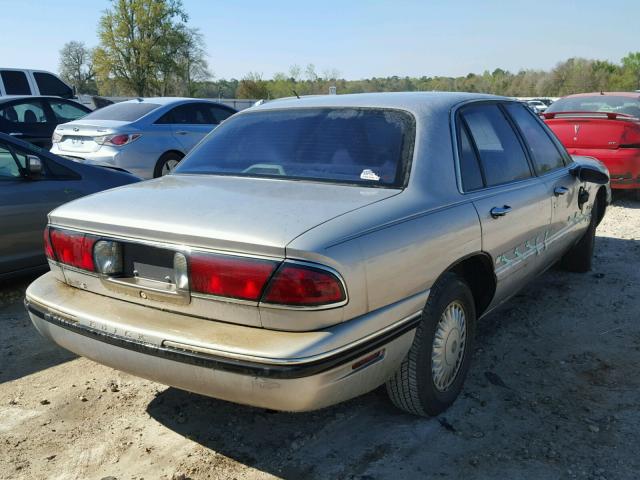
[292,90,300,99]
[137,97,144,102]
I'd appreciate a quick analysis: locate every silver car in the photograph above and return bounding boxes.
[50,97,237,179]
[26,93,610,416]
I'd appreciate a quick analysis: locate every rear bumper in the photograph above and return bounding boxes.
[566,147,640,189]
[26,273,420,411]
[50,144,155,179]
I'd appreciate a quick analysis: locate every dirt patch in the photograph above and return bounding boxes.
[1,195,639,480]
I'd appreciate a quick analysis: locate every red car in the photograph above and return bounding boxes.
[543,92,640,196]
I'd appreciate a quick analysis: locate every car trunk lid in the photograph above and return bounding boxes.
[49,174,400,257]
[48,175,399,326]
[55,120,130,153]
[544,112,640,150]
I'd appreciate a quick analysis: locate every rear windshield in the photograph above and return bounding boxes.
[547,95,640,117]
[82,102,161,122]
[174,108,415,187]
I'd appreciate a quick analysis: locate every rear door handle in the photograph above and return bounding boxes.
[175,130,189,135]
[554,186,569,196]
[490,205,512,218]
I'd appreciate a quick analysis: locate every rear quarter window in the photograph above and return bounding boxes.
[33,72,72,97]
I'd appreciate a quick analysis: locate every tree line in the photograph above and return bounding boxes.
[59,0,640,100]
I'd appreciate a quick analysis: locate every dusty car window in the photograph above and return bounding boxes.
[461,104,532,186]
[175,108,414,187]
[504,103,565,173]
[457,123,484,191]
[82,102,161,122]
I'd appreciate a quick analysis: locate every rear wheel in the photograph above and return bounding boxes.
[560,199,600,273]
[386,273,476,416]
[154,152,183,178]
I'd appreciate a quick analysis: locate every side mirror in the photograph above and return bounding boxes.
[26,155,43,176]
[570,164,609,185]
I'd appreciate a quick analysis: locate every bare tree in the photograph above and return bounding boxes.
[305,63,318,81]
[59,41,97,94]
[178,27,211,96]
[288,64,302,81]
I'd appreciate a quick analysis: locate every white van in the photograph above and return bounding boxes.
[0,69,74,99]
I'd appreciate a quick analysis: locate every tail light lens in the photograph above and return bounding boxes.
[190,254,278,301]
[44,227,347,308]
[43,227,55,260]
[51,131,62,144]
[262,264,346,306]
[95,134,141,146]
[49,228,97,271]
[619,124,640,148]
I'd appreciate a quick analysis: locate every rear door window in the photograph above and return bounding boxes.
[157,103,213,125]
[460,104,532,187]
[1,71,31,95]
[208,105,235,124]
[33,72,73,97]
[0,100,48,124]
[504,103,565,174]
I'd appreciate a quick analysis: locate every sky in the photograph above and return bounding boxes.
[1,0,639,80]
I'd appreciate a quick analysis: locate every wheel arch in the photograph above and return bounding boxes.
[159,149,185,161]
[435,252,496,318]
[153,150,186,177]
[595,186,607,226]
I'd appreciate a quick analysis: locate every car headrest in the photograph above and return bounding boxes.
[4,107,18,122]
[23,109,37,123]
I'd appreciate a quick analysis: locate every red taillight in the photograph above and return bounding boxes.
[43,227,54,260]
[49,228,97,271]
[190,254,278,301]
[620,124,640,148]
[109,134,131,146]
[96,134,141,146]
[262,264,346,306]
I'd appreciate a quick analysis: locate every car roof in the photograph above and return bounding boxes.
[247,91,508,116]
[0,95,87,105]
[117,97,233,107]
[561,92,640,99]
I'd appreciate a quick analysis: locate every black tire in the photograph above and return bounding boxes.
[560,199,600,273]
[386,272,476,416]
[153,151,183,178]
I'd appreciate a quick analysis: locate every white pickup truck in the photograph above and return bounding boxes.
[0,68,74,99]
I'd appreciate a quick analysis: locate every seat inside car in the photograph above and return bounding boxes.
[23,109,37,123]
[3,107,18,122]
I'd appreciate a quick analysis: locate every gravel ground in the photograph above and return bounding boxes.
[1,195,639,480]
